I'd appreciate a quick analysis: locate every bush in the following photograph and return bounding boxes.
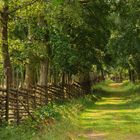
[35,103,62,122]
[122,80,130,86]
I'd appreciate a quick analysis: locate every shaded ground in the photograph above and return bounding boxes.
[78,83,140,140]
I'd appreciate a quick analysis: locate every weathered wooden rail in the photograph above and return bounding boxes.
[0,82,87,124]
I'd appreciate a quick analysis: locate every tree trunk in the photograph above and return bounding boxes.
[24,62,36,88]
[129,69,132,82]
[52,69,58,85]
[101,69,105,81]
[68,73,72,84]
[119,72,123,82]
[38,59,49,103]
[62,72,65,87]
[38,59,49,87]
[1,5,12,87]
[79,72,91,94]
[62,72,66,99]
[131,69,135,83]
[129,69,135,83]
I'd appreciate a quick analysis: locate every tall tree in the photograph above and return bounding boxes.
[0,0,39,87]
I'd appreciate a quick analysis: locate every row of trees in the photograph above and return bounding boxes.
[0,0,139,90]
[109,0,140,82]
[0,0,110,87]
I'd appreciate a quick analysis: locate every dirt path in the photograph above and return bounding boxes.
[77,83,140,140]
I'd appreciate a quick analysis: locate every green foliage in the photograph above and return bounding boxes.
[0,95,95,140]
[108,0,140,76]
[35,103,62,121]
[0,0,114,77]
[46,0,111,74]
[50,31,79,74]
[0,124,36,140]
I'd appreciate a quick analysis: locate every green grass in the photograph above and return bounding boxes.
[1,81,140,140]
[0,95,95,140]
[78,81,140,140]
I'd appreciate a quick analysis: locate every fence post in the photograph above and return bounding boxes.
[16,90,20,124]
[45,86,48,105]
[5,68,9,123]
[27,90,29,113]
[33,88,36,109]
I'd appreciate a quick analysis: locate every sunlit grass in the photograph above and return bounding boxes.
[79,82,140,140]
[1,81,140,140]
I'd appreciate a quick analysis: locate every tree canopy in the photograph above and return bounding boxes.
[0,0,139,88]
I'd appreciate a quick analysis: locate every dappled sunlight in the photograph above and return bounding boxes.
[96,97,125,105]
[109,83,123,88]
[78,83,140,140]
[78,131,108,140]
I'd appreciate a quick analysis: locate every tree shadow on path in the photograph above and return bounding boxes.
[78,83,140,140]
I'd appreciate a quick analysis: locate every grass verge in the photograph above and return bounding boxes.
[0,95,95,140]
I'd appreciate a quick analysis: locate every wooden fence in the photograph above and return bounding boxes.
[0,82,88,124]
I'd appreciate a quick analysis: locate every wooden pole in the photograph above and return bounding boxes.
[16,89,20,124]
[5,67,9,123]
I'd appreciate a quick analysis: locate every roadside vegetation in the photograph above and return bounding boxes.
[1,81,140,140]
[0,95,95,140]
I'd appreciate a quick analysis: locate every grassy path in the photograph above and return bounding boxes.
[78,83,140,140]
